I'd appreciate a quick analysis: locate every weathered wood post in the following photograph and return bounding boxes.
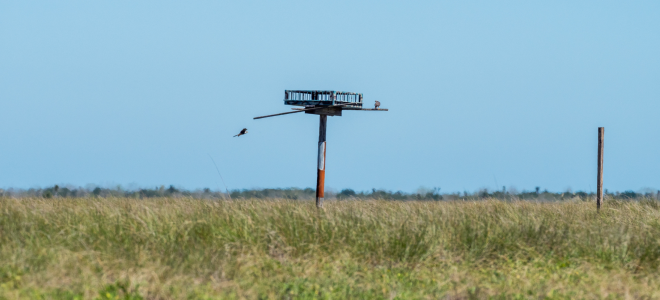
[316,114,327,208]
[597,127,604,211]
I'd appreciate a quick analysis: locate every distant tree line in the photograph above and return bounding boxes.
[0,185,658,201]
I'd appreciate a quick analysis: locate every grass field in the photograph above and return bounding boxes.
[1,197,660,299]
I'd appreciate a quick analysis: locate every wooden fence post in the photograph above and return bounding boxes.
[597,127,604,211]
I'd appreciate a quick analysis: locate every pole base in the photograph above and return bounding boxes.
[316,197,324,208]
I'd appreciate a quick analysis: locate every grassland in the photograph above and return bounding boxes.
[1,198,660,299]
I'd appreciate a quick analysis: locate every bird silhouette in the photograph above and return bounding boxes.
[375,100,381,109]
[234,128,248,137]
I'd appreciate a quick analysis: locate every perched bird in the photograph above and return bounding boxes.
[375,100,381,109]
[234,128,248,137]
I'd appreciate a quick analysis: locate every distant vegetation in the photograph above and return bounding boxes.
[2,198,660,298]
[1,185,659,201]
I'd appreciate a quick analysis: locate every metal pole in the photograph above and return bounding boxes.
[597,127,604,211]
[316,114,327,208]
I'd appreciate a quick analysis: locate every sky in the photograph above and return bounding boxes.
[1,1,659,194]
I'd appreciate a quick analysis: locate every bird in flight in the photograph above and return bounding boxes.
[375,100,381,109]
[234,128,248,137]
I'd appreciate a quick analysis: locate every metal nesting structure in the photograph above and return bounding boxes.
[254,90,388,208]
[284,90,362,107]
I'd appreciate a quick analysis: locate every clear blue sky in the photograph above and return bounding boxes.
[1,1,658,193]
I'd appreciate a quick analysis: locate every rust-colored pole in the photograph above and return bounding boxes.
[316,114,327,208]
[597,127,604,211]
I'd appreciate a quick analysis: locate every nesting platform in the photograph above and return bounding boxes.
[254,89,388,208]
[284,90,363,108]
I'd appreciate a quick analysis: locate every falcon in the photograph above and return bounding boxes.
[375,100,381,109]
[234,128,248,137]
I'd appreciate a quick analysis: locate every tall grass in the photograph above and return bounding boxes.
[1,197,660,299]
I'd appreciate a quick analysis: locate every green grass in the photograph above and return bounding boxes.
[1,197,660,299]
